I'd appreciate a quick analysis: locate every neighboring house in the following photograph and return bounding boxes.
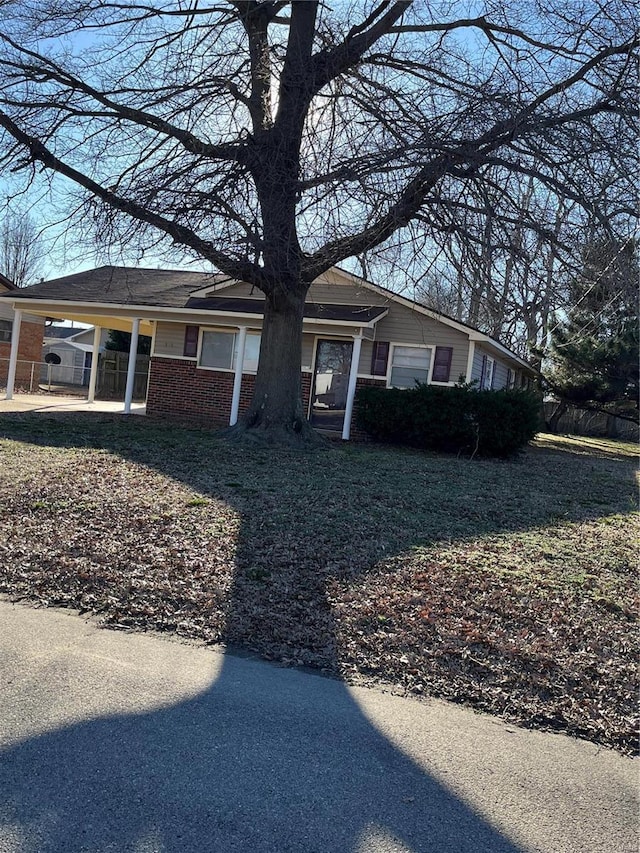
[0,266,536,437]
[42,326,109,387]
[0,273,45,389]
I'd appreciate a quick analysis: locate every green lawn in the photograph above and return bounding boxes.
[0,413,637,753]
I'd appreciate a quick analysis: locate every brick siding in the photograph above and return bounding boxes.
[0,320,44,387]
[147,358,250,425]
[350,376,386,441]
[146,357,379,441]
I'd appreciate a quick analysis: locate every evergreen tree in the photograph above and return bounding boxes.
[106,329,151,356]
[546,238,639,425]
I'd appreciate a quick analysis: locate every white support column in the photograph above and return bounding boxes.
[465,340,476,384]
[342,334,363,441]
[123,318,140,414]
[5,308,22,401]
[87,325,101,403]
[229,326,248,426]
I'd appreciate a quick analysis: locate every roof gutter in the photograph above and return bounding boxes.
[4,297,388,330]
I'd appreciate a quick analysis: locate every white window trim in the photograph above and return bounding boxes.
[484,356,495,390]
[197,326,260,374]
[386,343,434,389]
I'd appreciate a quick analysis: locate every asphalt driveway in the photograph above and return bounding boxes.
[0,601,636,852]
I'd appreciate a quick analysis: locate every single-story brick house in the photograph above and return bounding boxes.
[0,274,45,389]
[0,265,536,438]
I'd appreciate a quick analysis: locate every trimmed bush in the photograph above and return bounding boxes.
[355,383,540,457]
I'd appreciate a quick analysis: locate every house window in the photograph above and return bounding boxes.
[200,330,235,369]
[483,356,495,390]
[199,330,261,372]
[234,333,261,372]
[0,319,12,343]
[389,345,431,389]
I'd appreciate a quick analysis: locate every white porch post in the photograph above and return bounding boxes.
[342,333,363,441]
[87,325,101,403]
[229,326,247,426]
[123,318,140,414]
[5,308,22,401]
[465,341,476,384]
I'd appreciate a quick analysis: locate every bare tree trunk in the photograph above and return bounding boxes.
[230,286,320,445]
[547,401,568,434]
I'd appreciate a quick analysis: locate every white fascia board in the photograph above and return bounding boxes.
[7,297,387,330]
[468,333,534,372]
[182,273,234,298]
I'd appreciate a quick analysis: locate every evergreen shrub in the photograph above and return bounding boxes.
[355,383,540,457]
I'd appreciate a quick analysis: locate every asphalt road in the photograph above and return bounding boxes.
[0,601,636,853]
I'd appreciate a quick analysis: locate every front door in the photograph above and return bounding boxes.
[310,339,353,431]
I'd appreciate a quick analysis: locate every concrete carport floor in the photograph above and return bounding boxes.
[0,393,146,415]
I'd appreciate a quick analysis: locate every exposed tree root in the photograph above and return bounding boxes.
[220,418,330,449]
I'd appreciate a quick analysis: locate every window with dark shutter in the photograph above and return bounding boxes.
[479,354,487,388]
[183,325,199,357]
[431,346,453,382]
[370,341,389,376]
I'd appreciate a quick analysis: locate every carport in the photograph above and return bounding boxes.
[3,300,153,414]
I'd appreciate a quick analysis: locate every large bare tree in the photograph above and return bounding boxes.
[0,0,636,441]
[0,211,44,287]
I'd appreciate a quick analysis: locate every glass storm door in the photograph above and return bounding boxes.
[310,339,353,431]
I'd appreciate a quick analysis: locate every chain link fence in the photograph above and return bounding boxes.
[0,353,150,400]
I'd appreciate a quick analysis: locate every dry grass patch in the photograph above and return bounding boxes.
[0,413,637,753]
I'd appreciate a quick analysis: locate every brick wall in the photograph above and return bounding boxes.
[350,376,386,441]
[0,319,44,387]
[146,358,251,425]
[146,357,383,440]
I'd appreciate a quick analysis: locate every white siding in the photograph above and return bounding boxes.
[308,277,389,306]
[373,302,469,383]
[155,305,471,384]
[207,280,263,299]
[493,360,510,390]
[42,342,87,384]
[154,321,194,358]
[0,300,42,326]
[0,300,13,322]
[472,344,512,389]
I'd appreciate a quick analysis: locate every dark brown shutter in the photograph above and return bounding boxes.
[370,341,390,376]
[183,325,199,357]
[490,359,496,389]
[432,346,453,382]
[507,368,513,389]
[479,354,487,389]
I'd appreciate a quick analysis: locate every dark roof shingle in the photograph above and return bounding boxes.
[0,266,218,307]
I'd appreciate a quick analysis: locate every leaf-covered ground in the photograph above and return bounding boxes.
[0,414,637,754]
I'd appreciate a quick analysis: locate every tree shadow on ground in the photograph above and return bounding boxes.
[0,412,636,852]
[1,605,527,853]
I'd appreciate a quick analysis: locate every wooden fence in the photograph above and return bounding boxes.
[543,402,639,441]
[97,351,150,400]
